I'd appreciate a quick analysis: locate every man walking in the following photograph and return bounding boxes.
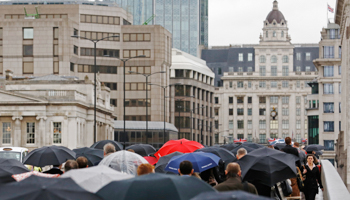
[178,160,194,176]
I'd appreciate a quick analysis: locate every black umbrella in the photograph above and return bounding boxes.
[73,147,103,167]
[230,145,256,155]
[195,147,236,164]
[238,148,297,187]
[0,175,101,200]
[90,140,123,151]
[273,143,286,150]
[241,142,265,149]
[126,144,156,157]
[304,144,325,152]
[220,143,240,151]
[190,191,271,200]
[155,151,183,173]
[23,145,76,167]
[0,158,29,184]
[96,173,215,200]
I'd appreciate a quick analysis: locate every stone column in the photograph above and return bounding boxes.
[36,116,47,148]
[12,116,23,147]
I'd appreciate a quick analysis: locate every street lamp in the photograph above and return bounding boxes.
[71,34,119,143]
[149,83,182,144]
[129,71,166,140]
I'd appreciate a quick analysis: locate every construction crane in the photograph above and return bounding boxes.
[142,14,156,25]
[24,7,40,19]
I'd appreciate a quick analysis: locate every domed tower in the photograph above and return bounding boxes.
[260,0,291,43]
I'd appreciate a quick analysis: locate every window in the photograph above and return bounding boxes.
[248,53,253,61]
[53,122,62,143]
[260,55,266,63]
[110,99,117,106]
[282,55,289,63]
[271,66,277,76]
[273,31,276,37]
[296,81,300,88]
[23,28,33,39]
[247,67,253,72]
[105,82,117,90]
[282,96,289,104]
[324,66,334,77]
[323,46,334,58]
[123,33,151,42]
[270,96,278,104]
[237,120,244,129]
[282,133,289,139]
[215,97,219,104]
[296,96,301,104]
[282,120,289,129]
[248,97,252,103]
[229,109,233,116]
[306,66,311,72]
[74,45,78,55]
[248,108,252,115]
[259,120,266,129]
[271,55,277,63]
[259,81,266,88]
[282,108,289,116]
[80,14,120,25]
[123,49,149,58]
[26,122,35,144]
[23,62,34,74]
[296,66,301,72]
[23,45,33,56]
[248,120,252,129]
[281,31,284,37]
[324,121,334,132]
[324,140,334,151]
[237,81,243,88]
[2,122,11,144]
[218,68,222,75]
[175,70,184,77]
[238,53,243,61]
[53,62,59,74]
[323,83,334,94]
[0,28,2,40]
[78,65,117,74]
[215,120,219,129]
[266,31,268,37]
[271,81,277,88]
[238,67,243,72]
[260,66,266,76]
[282,66,289,76]
[73,28,78,36]
[237,134,244,139]
[259,134,266,143]
[229,120,233,129]
[237,108,244,115]
[306,53,311,61]
[70,63,74,72]
[228,67,233,72]
[248,81,252,88]
[259,109,266,115]
[270,120,278,129]
[259,97,266,103]
[282,81,289,88]
[324,103,334,113]
[237,97,244,104]
[296,53,301,61]
[215,108,219,116]
[229,97,233,104]
[339,66,341,75]
[296,108,301,116]
[339,83,341,94]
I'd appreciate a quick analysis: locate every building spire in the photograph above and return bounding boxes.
[273,0,278,10]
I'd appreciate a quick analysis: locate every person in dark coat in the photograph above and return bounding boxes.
[302,154,323,200]
[214,162,257,195]
[43,164,63,175]
[281,137,301,170]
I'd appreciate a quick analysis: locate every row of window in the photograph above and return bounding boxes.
[221,107,303,116]
[259,55,289,63]
[5,14,67,19]
[216,133,306,144]
[125,83,151,91]
[124,115,151,121]
[125,99,150,107]
[217,65,314,75]
[323,102,341,113]
[323,46,341,59]
[80,31,120,41]
[174,69,213,85]
[323,83,341,94]
[225,119,307,130]
[80,14,120,25]
[259,66,289,76]
[79,47,120,58]
[175,85,213,103]
[77,65,118,74]
[237,53,253,62]
[323,66,341,77]
[123,33,151,42]
[216,96,303,105]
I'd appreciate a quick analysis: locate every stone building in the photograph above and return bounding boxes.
[206,1,318,144]
[0,2,172,123]
[307,23,341,165]
[170,48,215,145]
[0,71,115,150]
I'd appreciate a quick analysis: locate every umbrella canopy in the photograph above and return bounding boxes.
[165,152,221,173]
[190,191,271,200]
[155,152,183,174]
[12,171,60,182]
[304,144,325,152]
[273,143,286,150]
[98,150,148,175]
[155,139,204,159]
[61,165,133,193]
[0,158,29,184]
[90,140,123,151]
[126,144,156,157]
[241,142,265,149]
[96,173,215,200]
[220,143,240,151]
[0,175,101,200]
[238,148,297,187]
[73,147,103,167]
[195,147,236,165]
[230,145,256,155]
[23,145,76,167]
[143,156,158,165]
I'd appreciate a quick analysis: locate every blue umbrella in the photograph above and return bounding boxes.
[164,152,220,174]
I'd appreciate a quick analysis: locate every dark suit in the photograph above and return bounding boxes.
[214,176,258,195]
[282,144,301,170]
[43,168,63,175]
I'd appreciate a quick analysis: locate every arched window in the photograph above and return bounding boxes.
[281,31,284,37]
[271,55,277,63]
[273,31,276,37]
[282,55,289,63]
[260,55,266,63]
[266,31,268,38]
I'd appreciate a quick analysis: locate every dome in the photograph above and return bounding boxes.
[266,1,285,23]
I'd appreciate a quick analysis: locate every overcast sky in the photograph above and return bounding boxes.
[208,0,337,46]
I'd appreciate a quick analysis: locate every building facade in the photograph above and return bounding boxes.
[0,3,172,124]
[306,23,341,164]
[0,72,115,150]
[170,48,215,145]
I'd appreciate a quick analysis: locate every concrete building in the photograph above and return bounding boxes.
[306,23,341,165]
[170,48,215,145]
[0,3,172,124]
[206,0,318,145]
[335,0,350,190]
[0,71,115,150]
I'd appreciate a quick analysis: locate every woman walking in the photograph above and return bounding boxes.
[302,154,324,200]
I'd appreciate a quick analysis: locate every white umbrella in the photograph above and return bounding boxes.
[98,150,148,175]
[60,165,133,193]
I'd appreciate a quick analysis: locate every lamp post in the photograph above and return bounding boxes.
[149,83,182,144]
[129,71,166,140]
[71,34,119,143]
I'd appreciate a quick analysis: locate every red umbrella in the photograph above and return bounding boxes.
[155,138,204,159]
[144,156,158,165]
